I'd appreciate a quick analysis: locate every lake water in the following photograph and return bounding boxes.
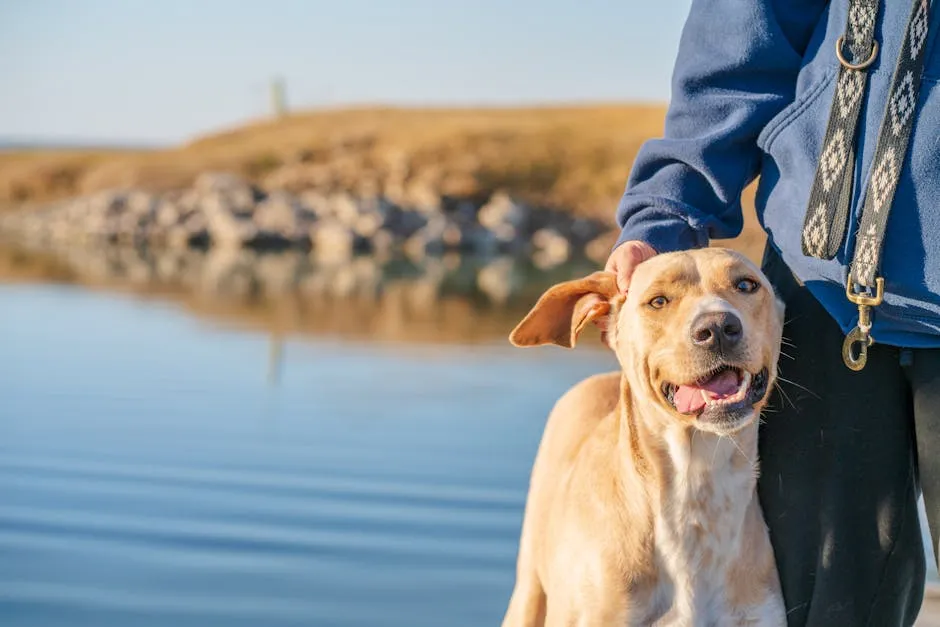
[0,244,936,627]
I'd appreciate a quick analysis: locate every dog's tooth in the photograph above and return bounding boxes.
[700,389,712,405]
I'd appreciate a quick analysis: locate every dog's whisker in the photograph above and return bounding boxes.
[773,380,796,409]
[727,434,751,464]
[776,375,820,400]
[711,434,724,468]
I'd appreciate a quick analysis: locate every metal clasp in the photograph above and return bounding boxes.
[842,277,884,371]
[836,35,879,71]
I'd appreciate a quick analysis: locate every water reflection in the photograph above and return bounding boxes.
[0,241,602,346]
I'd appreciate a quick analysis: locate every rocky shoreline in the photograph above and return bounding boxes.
[0,172,618,268]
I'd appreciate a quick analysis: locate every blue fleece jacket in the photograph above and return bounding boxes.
[616,0,940,348]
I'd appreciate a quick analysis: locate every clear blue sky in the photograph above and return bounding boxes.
[1,0,692,144]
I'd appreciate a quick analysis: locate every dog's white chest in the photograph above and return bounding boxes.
[644,435,773,625]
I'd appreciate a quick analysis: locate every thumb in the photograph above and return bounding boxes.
[615,257,638,296]
[604,256,630,295]
[605,241,657,295]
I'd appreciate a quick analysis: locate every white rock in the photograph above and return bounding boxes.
[531,228,571,269]
[253,193,308,239]
[310,221,354,262]
[478,192,528,230]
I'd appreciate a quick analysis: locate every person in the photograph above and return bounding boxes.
[606,1,940,625]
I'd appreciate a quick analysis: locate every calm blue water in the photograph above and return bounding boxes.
[0,283,615,627]
[1,282,936,627]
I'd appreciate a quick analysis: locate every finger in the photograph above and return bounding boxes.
[615,259,634,295]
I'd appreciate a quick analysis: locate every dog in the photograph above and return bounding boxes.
[501,247,786,626]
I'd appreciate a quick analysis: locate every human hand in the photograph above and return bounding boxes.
[604,240,658,296]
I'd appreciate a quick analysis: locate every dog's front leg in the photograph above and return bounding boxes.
[501,576,546,627]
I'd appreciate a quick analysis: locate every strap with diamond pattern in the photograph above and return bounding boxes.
[801,0,879,260]
[850,0,932,289]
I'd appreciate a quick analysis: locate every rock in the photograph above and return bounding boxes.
[253,192,313,244]
[126,191,157,216]
[384,207,427,240]
[477,192,528,231]
[353,211,384,239]
[326,192,361,226]
[155,201,183,228]
[165,211,209,248]
[201,190,258,247]
[459,224,499,256]
[0,168,613,262]
[441,222,463,250]
[403,180,440,213]
[531,228,571,269]
[406,215,483,256]
[298,190,330,216]
[403,216,445,258]
[310,220,355,263]
[207,214,257,247]
[369,229,396,259]
[490,223,522,248]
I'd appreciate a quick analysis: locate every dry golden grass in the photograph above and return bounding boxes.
[0,105,667,217]
[0,104,766,259]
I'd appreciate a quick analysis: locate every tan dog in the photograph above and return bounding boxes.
[502,248,786,627]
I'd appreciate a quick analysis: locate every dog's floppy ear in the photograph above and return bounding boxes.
[509,271,619,348]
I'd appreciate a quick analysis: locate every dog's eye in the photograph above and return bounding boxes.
[648,296,669,309]
[735,278,760,293]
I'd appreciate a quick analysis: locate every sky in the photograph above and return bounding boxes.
[0,0,693,145]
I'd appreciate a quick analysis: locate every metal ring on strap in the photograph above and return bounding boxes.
[836,36,879,70]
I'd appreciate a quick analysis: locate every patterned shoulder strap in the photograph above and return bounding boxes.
[849,0,931,289]
[799,0,932,370]
[801,0,879,260]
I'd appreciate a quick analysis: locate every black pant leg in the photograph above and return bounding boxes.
[757,246,925,627]
[909,349,940,569]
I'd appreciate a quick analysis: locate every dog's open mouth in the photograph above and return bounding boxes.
[661,366,769,415]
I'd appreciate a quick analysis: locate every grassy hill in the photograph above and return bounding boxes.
[0,105,764,259]
[0,105,667,215]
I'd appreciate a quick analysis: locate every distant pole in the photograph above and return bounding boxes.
[268,334,284,387]
[270,77,288,118]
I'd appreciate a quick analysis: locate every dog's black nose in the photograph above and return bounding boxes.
[690,311,743,352]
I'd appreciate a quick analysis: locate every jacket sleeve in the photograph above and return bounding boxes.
[615,0,830,253]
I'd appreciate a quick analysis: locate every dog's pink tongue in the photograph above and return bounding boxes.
[674,369,740,413]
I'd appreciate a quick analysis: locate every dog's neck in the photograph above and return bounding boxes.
[618,376,759,619]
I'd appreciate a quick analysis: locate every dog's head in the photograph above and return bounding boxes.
[510,248,784,435]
